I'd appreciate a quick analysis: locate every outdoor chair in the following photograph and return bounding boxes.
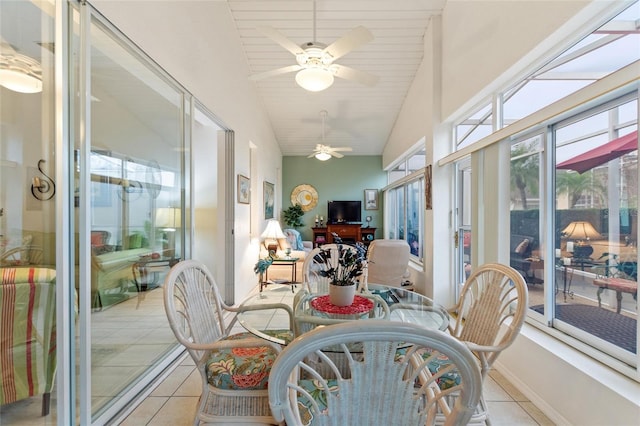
[163,260,294,425]
[444,262,528,425]
[268,320,482,426]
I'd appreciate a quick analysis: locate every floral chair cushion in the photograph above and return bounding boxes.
[205,330,293,390]
[395,347,462,390]
[296,378,339,425]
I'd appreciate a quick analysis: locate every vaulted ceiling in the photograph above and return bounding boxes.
[227,0,447,158]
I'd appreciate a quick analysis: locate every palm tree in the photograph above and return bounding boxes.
[556,170,598,207]
[510,147,539,210]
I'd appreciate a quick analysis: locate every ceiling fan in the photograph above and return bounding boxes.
[249,0,378,92]
[308,111,352,161]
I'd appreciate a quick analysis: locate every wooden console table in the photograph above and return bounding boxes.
[312,225,376,247]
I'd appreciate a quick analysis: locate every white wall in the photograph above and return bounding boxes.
[90,1,283,302]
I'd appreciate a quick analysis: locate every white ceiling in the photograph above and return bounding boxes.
[227,0,447,157]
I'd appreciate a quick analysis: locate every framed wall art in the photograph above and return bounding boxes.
[364,189,378,210]
[237,174,250,204]
[263,181,274,219]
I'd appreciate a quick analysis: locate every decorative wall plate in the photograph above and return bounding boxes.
[291,184,318,212]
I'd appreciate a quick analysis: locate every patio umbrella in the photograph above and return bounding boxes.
[556,130,638,174]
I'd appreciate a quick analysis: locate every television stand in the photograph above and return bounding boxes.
[313,225,377,248]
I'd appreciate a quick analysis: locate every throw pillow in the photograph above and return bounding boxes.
[284,229,305,250]
[514,239,529,255]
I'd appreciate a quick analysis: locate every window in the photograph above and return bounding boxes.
[386,148,426,261]
[549,95,637,363]
[454,2,639,148]
[449,1,639,370]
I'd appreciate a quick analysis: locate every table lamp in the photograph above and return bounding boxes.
[561,220,601,259]
[261,219,285,257]
[156,207,181,257]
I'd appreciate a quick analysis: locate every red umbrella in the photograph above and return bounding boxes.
[557,130,638,174]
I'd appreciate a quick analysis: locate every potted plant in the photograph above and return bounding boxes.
[283,204,304,228]
[314,242,367,306]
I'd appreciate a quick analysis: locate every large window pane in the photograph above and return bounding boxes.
[84,14,185,418]
[510,135,544,313]
[552,96,637,360]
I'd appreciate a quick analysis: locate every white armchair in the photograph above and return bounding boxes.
[362,239,410,291]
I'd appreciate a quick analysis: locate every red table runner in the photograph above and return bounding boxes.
[310,295,374,314]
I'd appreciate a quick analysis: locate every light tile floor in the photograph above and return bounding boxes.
[120,353,555,425]
[121,284,555,425]
[1,284,555,425]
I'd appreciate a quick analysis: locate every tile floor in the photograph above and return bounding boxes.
[1,283,555,425]
[120,284,555,426]
[119,352,555,425]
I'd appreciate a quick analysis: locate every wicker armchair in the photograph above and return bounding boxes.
[0,245,43,266]
[163,260,294,425]
[268,320,482,426]
[301,243,361,294]
[445,263,528,425]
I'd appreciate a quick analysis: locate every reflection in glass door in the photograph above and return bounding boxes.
[74,10,188,422]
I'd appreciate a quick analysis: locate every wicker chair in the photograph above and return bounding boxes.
[163,260,294,425]
[268,320,482,426]
[445,263,528,425]
[301,243,362,294]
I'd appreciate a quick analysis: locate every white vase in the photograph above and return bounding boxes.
[328,283,356,306]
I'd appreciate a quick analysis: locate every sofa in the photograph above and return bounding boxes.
[1,229,163,309]
[259,228,312,282]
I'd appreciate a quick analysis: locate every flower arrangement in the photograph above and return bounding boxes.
[314,241,367,286]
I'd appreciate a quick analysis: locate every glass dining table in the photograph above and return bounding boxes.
[237,283,450,346]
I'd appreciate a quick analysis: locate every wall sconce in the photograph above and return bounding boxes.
[31,159,55,201]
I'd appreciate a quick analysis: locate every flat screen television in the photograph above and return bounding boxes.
[327,201,362,224]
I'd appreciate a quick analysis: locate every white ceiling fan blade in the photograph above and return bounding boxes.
[323,26,373,61]
[249,65,302,81]
[331,151,345,158]
[257,26,304,56]
[330,147,353,152]
[307,153,317,158]
[333,64,379,87]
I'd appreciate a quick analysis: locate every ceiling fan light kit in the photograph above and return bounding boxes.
[250,0,376,92]
[314,151,332,161]
[308,110,353,161]
[0,52,42,93]
[296,67,334,92]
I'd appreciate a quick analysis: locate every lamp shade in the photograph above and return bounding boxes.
[295,68,334,92]
[261,219,286,240]
[156,207,181,229]
[561,221,601,241]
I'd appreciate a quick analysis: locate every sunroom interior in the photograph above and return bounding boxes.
[0,0,639,425]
